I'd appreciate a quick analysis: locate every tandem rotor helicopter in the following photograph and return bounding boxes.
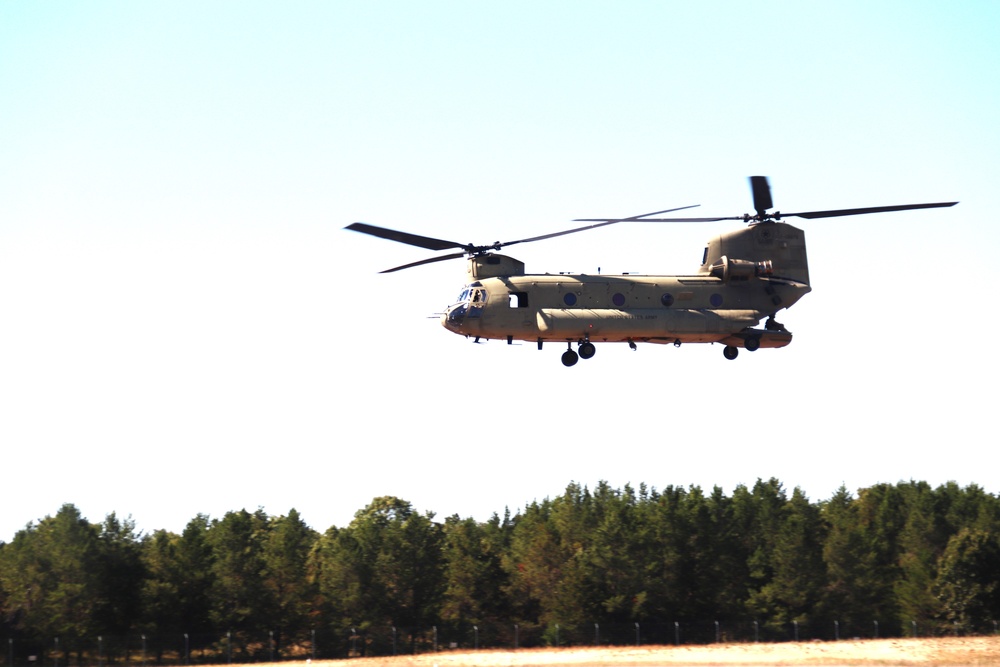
[347,177,957,366]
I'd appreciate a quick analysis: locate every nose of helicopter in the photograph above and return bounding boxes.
[442,303,466,332]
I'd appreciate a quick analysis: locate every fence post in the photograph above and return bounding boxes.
[594,623,599,646]
[674,621,679,646]
[54,637,59,667]
[793,621,798,642]
[392,627,397,656]
[874,620,879,639]
[715,621,720,643]
[753,620,759,643]
[227,631,232,664]
[635,622,640,647]
[474,625,479,650]
[514,624,519,650]
[835,620,839,641]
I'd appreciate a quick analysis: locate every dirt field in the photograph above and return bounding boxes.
[305,636,1000,667]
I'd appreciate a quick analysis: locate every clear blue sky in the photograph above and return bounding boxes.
[1,1,997,541]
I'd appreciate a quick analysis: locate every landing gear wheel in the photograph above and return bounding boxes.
[561,349,579,367]
[723,345,739,360]
[744,335,760,352]
[579,342,596,359]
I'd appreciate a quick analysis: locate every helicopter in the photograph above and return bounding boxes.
[347,177,957,366]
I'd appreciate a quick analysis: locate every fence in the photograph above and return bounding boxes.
[4,618,998,666]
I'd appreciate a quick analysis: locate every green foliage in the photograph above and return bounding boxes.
[311,496,444,640]
[746,486,825,630]
[2,481,1000,651]
[934,528,1000,632]
[441,513,510,629]
[263,509,318,652]
[0,505,105,641]
[206,508,275,643]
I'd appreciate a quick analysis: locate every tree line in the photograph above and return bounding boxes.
[1,479,999,662]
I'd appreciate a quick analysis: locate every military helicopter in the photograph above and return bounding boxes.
[347,177,956,366]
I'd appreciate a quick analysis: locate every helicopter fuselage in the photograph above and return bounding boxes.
[442,222,811,353]
[348,174,956,365]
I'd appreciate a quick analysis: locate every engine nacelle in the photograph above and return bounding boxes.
[709,255,773,282]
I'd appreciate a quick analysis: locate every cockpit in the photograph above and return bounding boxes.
[443,284,488,331]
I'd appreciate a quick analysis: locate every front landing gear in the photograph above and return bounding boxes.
[561,340,596,367]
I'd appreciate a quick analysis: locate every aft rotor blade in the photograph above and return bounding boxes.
[580,202,959,223]
[784,201,959,219]
[749,175,773,217]
[573,214,741,223]
[507,205,700,247]
[380,252,467,273]
[346,222,468,252]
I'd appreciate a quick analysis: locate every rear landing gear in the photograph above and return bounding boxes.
[579,341,596,359]
[562,345,579,367]
[723,345,739,360]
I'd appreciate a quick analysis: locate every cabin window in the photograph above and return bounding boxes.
[661,293,674,307]
[612,293,626,307]
[471,288,487,303]
[702,247,709,265]
[563,293,577,307]
[509,292,529,308]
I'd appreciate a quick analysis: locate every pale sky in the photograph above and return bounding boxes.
[1,2,997,542]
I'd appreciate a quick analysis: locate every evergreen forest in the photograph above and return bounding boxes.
[1,479,999,664]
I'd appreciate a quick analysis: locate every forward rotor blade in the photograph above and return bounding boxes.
[380,252,467,273]
[346,222,467,252]
[784,201,959,219]
[506,205,700,247]
[749,176,773,217]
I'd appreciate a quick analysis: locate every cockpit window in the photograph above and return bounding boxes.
[454,287,487,304]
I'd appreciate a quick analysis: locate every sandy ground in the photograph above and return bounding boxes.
[306,636,1000,667]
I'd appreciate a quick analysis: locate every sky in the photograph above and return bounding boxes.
[1,1,998,542]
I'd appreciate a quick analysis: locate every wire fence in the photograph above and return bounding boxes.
[4,618,999,666]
